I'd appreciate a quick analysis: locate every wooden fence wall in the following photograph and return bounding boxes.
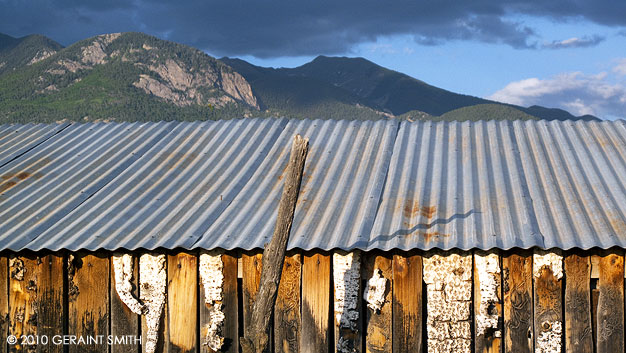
[0,248,624,353]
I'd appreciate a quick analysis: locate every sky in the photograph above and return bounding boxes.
[1,0,626,119]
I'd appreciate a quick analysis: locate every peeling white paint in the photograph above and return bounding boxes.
[533,251,563,279]
[333,252,361,330]
[113,254,145,315]
[363,268,386,311]
[536,321,562,353]
[333,252,361,353]
[139,253,167,353]
[199,252,225,351]
[9,258,25,280]
[423,253,472,353]
[475,253,501,338]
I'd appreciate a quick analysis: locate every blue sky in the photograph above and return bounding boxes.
[2,1,625,119]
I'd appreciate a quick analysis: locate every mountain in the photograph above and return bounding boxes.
[285,55,490,116]
[226,55,598,121]
[0,33,63,75]
[221,57,393,120]
[0,32,259,123]
[0,31,600,123]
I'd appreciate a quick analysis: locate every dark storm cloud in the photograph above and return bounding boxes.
[1,0,625,57]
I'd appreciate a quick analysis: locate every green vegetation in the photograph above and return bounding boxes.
[0,33,63,75]
[436,104,539,121]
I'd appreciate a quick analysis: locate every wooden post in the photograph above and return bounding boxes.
[502,252,533,353]
[168,252,198,353]
[364,253,392,353]
[68,253,110,353]
[110,254,140,353]
[595,250,624,353]
[392,253,422,353]
[37,254,65,353]
[274,254,302,353]
[300,253,330,353]
[240,135,309,353]
[0,256,8,353]
[564,254,593,353]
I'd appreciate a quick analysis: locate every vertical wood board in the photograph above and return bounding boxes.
[300,253,330,353]
[391,254,422,353]
[110,255,140,353]
[274,254,301,353]
[596,252,624,353]
[8,255,38,352]
[37,254,65,353]
[502,253,533,353]
[363,254,392,353]
[167,253,198,353]
[68,253,109,353]
[474,252,502,353]
[563,254,593,353]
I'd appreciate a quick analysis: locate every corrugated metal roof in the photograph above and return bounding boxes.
[29,118,288,251]
[0,121,177,250]
[0,123,70,168]
[1,118,625,252]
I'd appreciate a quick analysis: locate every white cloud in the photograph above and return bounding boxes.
[542,35,605,49]
[488,62,626,119]
[613,58,626,76]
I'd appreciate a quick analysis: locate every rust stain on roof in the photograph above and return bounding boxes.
[402,200,437,219]
[0,171,44,194]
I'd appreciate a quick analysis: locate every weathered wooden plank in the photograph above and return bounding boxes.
[596,251,624,353]
[533,251,563,353]
[333,251,362,353]
[241,252,263,334]
[363,253,392,353]
[200,252,238,353]
[222,253,239,353]
[0,256,9,353]
[111,255,140,353]
[8,254,38,352]
[68,253,109,353]
[167,252,198,353]
[391,253,422,353]
[300,253,330,353]
[37,254,65,353]
[274,254,301,353]
[141,254,168,353]
[474,251,502,353]
[563,254,593,353]
[502,252,533,353]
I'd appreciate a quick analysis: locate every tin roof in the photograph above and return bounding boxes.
[0,118,625,252]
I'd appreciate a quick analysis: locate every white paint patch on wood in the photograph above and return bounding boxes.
[536,321,562,353]
[475,253,501,338]
[423,253,472,353]
[363,268,386,312]
[333,252,361,353]
[533,251,563,279]
[112,253,145,315]
[139,253,167,353]
[199,251,225,351]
